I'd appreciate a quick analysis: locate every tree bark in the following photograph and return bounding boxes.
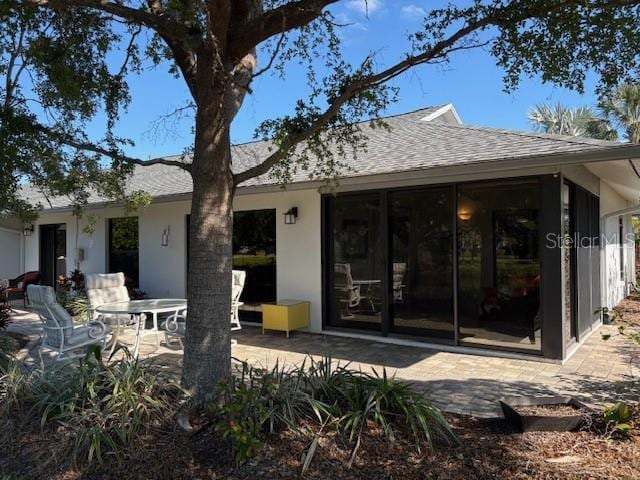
[182,81,235,396]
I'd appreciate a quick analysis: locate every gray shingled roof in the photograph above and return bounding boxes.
[25,106,623,210]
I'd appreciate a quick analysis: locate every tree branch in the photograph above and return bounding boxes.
[228,0,338,60]
[36,124,192,170]
[145,0,199,98]
[234,0,639,184]
[252,33,286,79]
[21,0,202,50]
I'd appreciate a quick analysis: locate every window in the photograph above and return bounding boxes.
[108,217,139,288]
[233,210,277,317]
[619,217,624,281]
[185,210,277,322]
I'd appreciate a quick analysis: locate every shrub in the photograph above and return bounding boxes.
[0,358,29,410]
[210,360,322,465]
[208,355,457,469]
[603,402,634,433]
[0,303,11,331]
[64,293,91,323]
[0,334,19,371]
[1,347,183,466]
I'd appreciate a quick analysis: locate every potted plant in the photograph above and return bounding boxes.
[594,307,619,325]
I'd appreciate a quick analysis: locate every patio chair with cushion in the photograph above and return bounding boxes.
[7,271,40,307]
[334,263,361,318]
[28,284,108,361]
[163,269,246,346]
[85,272,140,356]
[85,272,137,326]
[392,262,407,303]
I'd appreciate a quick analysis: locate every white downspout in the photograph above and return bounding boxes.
[600,204,640,308]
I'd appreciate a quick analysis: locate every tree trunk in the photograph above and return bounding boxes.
[182,106,235,397]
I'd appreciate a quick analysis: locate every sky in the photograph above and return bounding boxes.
[104,0,602,160]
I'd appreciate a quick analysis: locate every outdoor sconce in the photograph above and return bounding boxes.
[284,207,298,225]
[23,224,34,236]
[161,225,170,246]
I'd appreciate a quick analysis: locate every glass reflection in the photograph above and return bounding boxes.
[457,181,541,351]
[389,187,454,338]
[329,194,382,330]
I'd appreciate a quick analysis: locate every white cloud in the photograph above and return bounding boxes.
[346,0,383,16]
[401,4,426,18]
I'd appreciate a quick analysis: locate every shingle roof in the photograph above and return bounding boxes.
[24,105,623,210]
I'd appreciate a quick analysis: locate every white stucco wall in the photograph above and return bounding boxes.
[23,188,324,332]
[18,165,637,335]
[0,227,23,279]
[600,180,634,308]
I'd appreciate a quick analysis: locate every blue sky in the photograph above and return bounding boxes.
[109,0,601,160]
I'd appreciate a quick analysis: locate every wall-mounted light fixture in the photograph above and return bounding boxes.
[161,225,171,246]
[283,207,298,225]
[23,224,34,237]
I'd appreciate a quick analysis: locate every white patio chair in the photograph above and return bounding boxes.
[334,263,361,317]
[392,262,407,303]
[163,270,246,346]
[85,272,140,325]
[85,272,141,356]
[28,284,108,361]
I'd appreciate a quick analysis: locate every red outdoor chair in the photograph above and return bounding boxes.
[7,271,41,307]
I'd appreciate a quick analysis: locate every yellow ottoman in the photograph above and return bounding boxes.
[261,300,310,338]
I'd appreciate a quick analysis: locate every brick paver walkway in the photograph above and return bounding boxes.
[8,306,638,418]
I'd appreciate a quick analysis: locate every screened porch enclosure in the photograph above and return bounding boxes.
[323,175,594,358]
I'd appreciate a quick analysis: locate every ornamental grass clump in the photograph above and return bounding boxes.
[208,354,458,469]
[0,347,183,466]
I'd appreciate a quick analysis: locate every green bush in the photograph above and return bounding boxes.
[0,334,19,371]
[0,348,183,466]
[64,293,91,323]
[603,402,634,433]
[0,359,29,411]
[208,355,457,469]
[0,303,11,331]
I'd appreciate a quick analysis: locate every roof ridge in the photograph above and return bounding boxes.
[425,121,619,147]
[226,104,446,149]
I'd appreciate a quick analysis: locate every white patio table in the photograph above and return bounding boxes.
[96,298,187,358]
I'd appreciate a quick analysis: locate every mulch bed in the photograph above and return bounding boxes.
[614,294,640,328]
[2,410,639,480]
[517,404,589,417]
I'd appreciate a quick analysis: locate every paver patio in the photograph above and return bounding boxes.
[8,306,638,418]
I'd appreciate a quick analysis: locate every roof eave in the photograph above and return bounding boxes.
[35,144,640,214]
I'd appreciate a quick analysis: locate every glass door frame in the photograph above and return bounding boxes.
[322,185,457,341]
[322,191,390,333]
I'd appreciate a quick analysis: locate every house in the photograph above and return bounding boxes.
[7,104,640,361]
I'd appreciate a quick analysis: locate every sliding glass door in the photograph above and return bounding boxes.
[324,179,543,352]
[457,180,541,351]
[388,188,455,338]
[326,194,383,331]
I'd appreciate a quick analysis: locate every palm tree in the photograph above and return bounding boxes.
[528,103,617,140]
[599,84,640,144]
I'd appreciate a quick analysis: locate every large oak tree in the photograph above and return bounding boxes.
[2,0,640,396]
